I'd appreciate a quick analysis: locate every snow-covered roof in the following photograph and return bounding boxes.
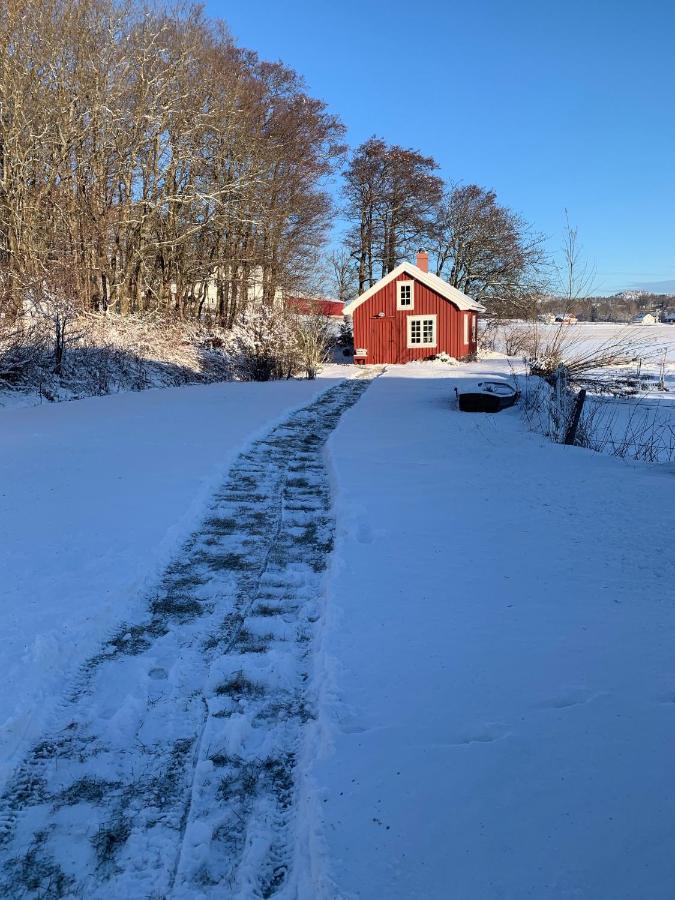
[342,262,486,315]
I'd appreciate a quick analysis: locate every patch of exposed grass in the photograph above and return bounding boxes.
[104,620,169,657]
[234,628,274,654]
[286,476,311,488]
[4,770,49,810]
[253,696,314,725]
[217,759,260,802]
[202,551,251,572]
[204,516,238,535]
[299,521,318,544]
[253,603,281,617]
[91,814,131,867]
[214,671,265,700]
[162,573,208,593]
[149,737,195,810]
[150,595,204,620]
[203,612,246,652]
[209,752,230,767]
[56,777,120,807]
[4,830,75,897]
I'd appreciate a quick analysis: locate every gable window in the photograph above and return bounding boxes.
[407,314,437,349]
[397,280,414,310]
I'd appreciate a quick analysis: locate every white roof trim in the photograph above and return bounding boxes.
[342,262,486,315]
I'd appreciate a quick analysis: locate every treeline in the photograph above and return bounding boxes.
[0,0,344,322]
[538,293,675,322]
[1,0,568,329]
[335,137,547,316]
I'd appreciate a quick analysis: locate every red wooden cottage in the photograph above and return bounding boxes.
[343,251,485,364]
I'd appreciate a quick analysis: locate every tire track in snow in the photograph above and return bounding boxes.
[0,374,376,898]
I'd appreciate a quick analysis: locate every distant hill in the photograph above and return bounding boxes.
[611,289,675,302]
[632,280,675,294]
[538,290,675,323]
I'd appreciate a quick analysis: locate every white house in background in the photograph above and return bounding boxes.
[187,266,283,313]
[630,312,657,325]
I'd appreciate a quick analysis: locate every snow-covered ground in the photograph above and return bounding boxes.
[1,356,674,897]
[0,375,346,795]
[311,361,675,898]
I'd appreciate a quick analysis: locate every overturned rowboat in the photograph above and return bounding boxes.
[456,381,520,413]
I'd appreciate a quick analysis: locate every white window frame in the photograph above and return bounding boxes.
[464,313,470,345]
[396,280,414,310]
[407,314,437,349]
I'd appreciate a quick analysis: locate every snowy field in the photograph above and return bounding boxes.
[0,356,674,896]
[534,322,674,387]
[507,321,675,386]
[0,376,345,795]
[497,322,675,461]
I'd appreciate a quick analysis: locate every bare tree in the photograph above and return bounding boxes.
[344,138,442,292]
[429,184,547,317]
[0,0,344,325]
[554,210,597,314]
[325,248,358,302]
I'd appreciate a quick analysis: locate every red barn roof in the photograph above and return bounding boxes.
[286,296,345,317]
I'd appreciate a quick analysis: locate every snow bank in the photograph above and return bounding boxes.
[0,376,343,792]
[310,360,675,898]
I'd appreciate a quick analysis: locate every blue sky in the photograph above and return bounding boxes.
[206,0,675,295]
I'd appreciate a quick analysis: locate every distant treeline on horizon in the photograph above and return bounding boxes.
[538,292,675,322]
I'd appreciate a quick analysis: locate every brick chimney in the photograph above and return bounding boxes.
[416,249,429,273]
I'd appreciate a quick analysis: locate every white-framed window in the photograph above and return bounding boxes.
[407,314,437,349]
[397,280,414,310]
[464,313,470,345]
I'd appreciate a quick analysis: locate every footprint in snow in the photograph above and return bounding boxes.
[451,723,510,745]
[542,688,603,710]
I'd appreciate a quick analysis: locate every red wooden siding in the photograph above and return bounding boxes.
[352,272,478,364]
[286,296,344,317]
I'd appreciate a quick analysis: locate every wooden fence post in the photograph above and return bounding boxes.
[564,388,587,446]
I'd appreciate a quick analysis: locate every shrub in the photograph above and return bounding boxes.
[293,314,331,379]
[227,305,299,381]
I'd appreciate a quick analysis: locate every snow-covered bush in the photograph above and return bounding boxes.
[293,314,332,379]
[0,319,49,386]
[228,305,333,381]
[0,311,234,404]
[431,352,458,365]
[477,318,499,353]
[337,318,353,348]
[27,283,80,375]
[0,300,335,403]
[500,322,533,358]
[228,305,299,381]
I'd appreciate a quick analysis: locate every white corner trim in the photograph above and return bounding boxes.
[342,262,485,316]
[396,279,414,310]
[407,314,437,349]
